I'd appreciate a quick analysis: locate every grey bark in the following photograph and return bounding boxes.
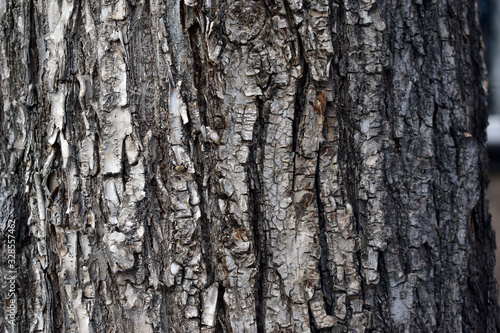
[0,0,498,332]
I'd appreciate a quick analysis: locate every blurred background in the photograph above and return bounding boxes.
[480,0,500,290]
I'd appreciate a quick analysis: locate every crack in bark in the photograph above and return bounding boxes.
[314,146,334,317]
[248,95,267,333]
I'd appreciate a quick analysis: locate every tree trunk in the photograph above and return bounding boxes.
[1,0,498,332]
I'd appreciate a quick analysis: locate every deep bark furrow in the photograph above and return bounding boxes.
[248,105,264,333]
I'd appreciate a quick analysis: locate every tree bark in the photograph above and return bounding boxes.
[0,0,499,332]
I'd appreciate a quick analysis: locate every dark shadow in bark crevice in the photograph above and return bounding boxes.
[248,95,268,333]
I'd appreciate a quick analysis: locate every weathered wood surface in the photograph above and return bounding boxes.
[0,0,499,332]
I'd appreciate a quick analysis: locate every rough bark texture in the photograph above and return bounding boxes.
[0,0,499,332]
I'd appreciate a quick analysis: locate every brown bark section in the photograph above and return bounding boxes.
[0,0,498,332]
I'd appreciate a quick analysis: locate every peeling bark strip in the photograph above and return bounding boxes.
[0,0,499,332]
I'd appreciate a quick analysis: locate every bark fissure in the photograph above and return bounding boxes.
[314,145,334,318]
[248,98,266,333]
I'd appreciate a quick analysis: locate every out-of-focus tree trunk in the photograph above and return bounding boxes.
[0,0,498,332]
